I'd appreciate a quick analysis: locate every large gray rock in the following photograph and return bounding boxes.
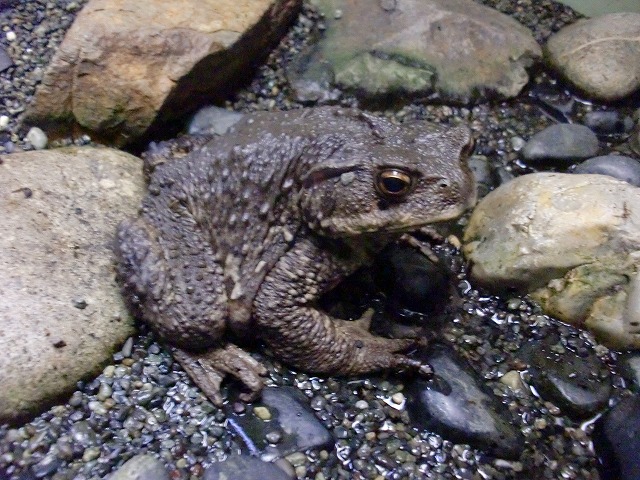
[23,0,301,147]
[288,0,541,104]
[0,147,145,424]
[545,13,640,101]
[463,172,640,350]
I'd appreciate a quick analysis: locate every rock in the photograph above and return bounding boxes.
[374,244,451,317]
[107,455,169,480]
[288,0,541,104]
[25,126,48,150]
[225,387,332,457]
[618,353,640,393]
[204,455,293,480]
[0,46,12,73]
[593,395,640,480]
[467,154,498,199]
[583,111,634,136]
[521,123,599,164]
[23,0,301,148]
[573,155,640,187]
[463,173,640,350]
[187,106,244,136]
[0,147,144,424]
[405,344,525,459]
[544,13,640,102]
[518,337,611,418]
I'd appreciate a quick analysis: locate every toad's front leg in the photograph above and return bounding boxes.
[253,237,432,377]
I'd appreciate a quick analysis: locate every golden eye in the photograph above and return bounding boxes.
[376,169,413,198]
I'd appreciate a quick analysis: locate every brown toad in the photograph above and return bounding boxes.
[116,107,476,404]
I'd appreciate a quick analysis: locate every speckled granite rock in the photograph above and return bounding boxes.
[0,147,145,424]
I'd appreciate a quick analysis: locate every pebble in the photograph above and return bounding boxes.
[405,344,525,459]
[583,110,634,136]
[5,30,15,41]
[108,454,170,480]
[593,395,640,480]
[573,155,640,187]
[25,126,48,149]
[204,455,293,480]
[0,47,11,73]
[518,337,611,418]
[253,406,272,421]
[521,123,599,164]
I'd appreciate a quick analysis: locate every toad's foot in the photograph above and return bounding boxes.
[172,344,267,405]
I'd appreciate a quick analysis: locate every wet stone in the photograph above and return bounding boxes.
[108,454,170,480]
[572,155,640,187]
[0,46,12,73]
[618,353,640,393]
[405,344,525,459]
[204,455,293,480]
[593,395,640,480]
[225,387,332,457]
[188,106,244,136]
[518,337,611,419]
[521,123,599,164]
[374,244,451,317]
[583,111,634,136]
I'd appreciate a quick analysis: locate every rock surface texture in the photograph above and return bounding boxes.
[0,147,144,424]
[22,0,301,147]
[463,172,640,350]
[288,0,541,103]
[545,13,640,101]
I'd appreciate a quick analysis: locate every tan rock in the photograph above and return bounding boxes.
[0,147,145,424]
[544,13,640,101]
[463,172,640,350]
[23,0,301,147]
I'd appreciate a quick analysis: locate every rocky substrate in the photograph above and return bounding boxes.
[2,1,640,480]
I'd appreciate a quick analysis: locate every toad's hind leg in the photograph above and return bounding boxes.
[116,214,266,404]
[253,238,433,378]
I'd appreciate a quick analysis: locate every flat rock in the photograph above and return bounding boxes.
[108,455,169,480]
[463,172,640,350]
[544,13,640,101]
[405,344,525,459]
[0,147,145,424]
[573,155,640,187]
[593,395,640,480]
[204,455,292,480]
[0,46,12,73]
[288,0,541,103]
[521,123,599,164]
[23,0,301,147]
[518,337,611,418]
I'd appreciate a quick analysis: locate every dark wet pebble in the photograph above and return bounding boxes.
[204,455,293,480]
[0,46,12,73]
[226,386,332,457]
[374,244,451,317]
[467,154,498,199]
[187,106,244,136]
[521,123,599,164]
[106,454,170,480]
[618,353,640,392]
[518,337,611,418]
[583,110,634,136]
[405,344,525,459]
[31,455,62,478]
[572,155,640,186]
[593,395,640,480]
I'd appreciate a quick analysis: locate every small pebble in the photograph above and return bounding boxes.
[26,126,48,149]
[5,31,16,41]
[253,406,272,421]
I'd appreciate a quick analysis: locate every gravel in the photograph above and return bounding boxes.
[0,1,638,480]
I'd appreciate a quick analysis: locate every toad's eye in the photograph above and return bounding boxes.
[376,169,413,199]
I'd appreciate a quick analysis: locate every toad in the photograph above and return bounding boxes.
[117,107,476,404]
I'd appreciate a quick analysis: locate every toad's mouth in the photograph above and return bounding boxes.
[317,207,468,237]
